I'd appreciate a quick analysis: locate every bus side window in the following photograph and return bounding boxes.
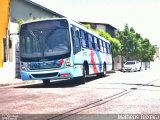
[100,40,104,52]
[88,34,93,50]
[94,37,98,51]
[106,42,108,54]
[80,30,87,48]
[92,36,95,50]
[106,42,111,54]
[103,41,107,53]
[97,39,100,51]
[85,32,89,48]
[108,44,111,54]
[71,26,81,54]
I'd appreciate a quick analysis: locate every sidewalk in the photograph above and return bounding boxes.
[0,62,33,87]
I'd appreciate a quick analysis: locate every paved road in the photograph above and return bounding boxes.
[0,61,160,120]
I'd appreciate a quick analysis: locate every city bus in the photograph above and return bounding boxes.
[19,18,112,85]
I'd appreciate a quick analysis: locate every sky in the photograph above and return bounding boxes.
[32,0,160,46]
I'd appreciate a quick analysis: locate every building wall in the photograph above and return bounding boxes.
[113,55,122,70]
[10,0,57,23]
[96,24,106,31]
[105,26,116,38]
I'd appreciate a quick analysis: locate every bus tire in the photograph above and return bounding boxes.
[102,63,107,77]
[98,64,106,77]
[43,79,50,86]
[80,65,88,84]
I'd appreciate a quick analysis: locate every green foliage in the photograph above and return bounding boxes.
[140,39,156,61]
[17,19,25,32]
[116,24,156,62]
[84,24,92,29]
[17,18,37,32]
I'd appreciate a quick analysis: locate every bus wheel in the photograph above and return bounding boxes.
[43,79,50,86]
[80,65,87,84]
[98,64,106,77]
[103,64,107,77]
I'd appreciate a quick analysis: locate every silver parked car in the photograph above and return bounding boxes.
[122,61,141,72]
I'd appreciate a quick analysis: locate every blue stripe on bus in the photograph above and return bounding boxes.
[95,51,102,72]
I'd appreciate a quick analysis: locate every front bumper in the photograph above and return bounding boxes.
[21,66,82,81]
[122,67,135,72]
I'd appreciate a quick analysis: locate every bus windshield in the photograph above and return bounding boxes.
[20,19,70,61]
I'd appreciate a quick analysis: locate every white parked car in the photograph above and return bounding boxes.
[122,61,141,72]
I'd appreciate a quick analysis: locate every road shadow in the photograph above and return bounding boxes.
[121,83,160,88]
[15,75,110,88]
[108,82,160,88]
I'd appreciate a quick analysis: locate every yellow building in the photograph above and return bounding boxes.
[0,0,10,67]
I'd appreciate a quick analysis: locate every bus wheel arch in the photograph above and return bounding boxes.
[79,61,89,84]
[83,61,89,75]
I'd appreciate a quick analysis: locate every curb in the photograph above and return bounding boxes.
[0,80,39,88]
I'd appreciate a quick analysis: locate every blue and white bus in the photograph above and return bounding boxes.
[19,18,112,85]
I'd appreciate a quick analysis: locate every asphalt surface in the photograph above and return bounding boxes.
[0,65,160,120]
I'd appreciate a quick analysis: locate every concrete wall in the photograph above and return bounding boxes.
[113,55,122,70]
[10,0,57,23]
[96,24,106,31]
[154,46,159,59]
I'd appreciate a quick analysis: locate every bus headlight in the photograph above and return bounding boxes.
[21,66,26,71]
[66,58,71,66]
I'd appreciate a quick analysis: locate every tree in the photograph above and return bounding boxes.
[17,19,25,32]
[140,38,156,62]
[116,24,139,60]
[116,24,156,63]
[17,18,35,32]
